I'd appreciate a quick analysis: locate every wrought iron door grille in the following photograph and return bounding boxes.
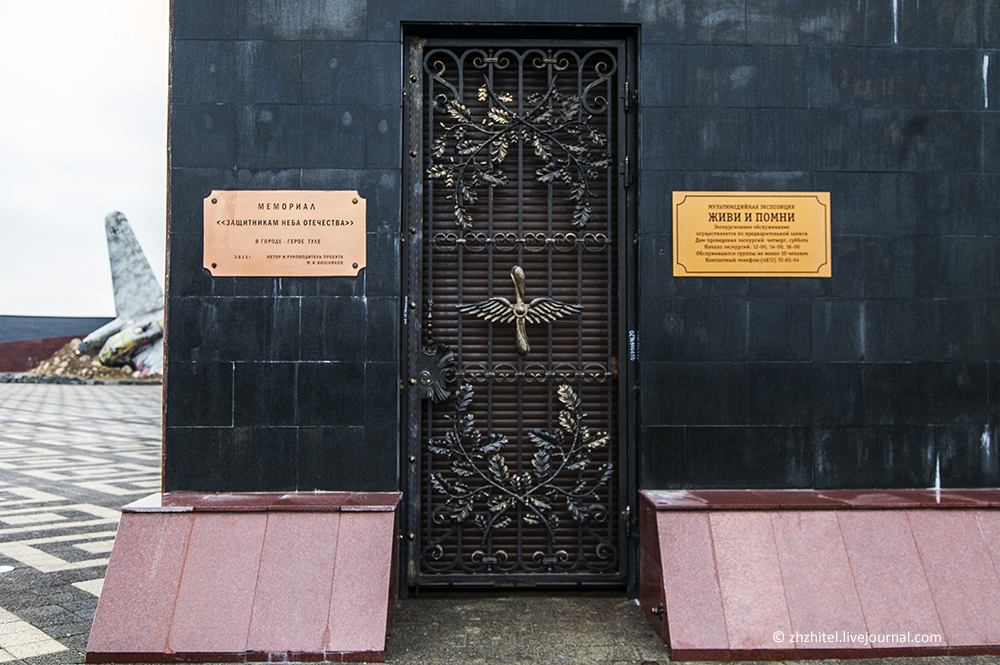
[407,41,625,585]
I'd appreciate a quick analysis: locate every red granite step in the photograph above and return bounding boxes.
[640,489,1000,660]
[86,492,401,663]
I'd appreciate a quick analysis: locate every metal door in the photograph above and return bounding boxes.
[404,37,635,586]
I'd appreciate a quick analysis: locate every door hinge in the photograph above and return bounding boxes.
[624,78,637,112]
[620,156,633,186]
[623,505,638,538]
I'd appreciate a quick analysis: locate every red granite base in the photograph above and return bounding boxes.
[86,492,401,664]
[640,490,1000,661]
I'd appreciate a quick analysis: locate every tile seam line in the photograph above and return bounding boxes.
[972,512,1000,594]
[321,514,343,652]
[244,512,270,652]
[705,512,733,652]
[767,512,796,650]
[834,512,872,649]
[905,511,949,646]
[163,514,196,654]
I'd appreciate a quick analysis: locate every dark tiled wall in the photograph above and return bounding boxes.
[167,0,999,492]
[636,0,999,489]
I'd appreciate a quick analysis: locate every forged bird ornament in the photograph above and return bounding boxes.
[456,265,584,356]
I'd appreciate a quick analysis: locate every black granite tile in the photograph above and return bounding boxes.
[163,427,226,491]
[813,426,937,488]
[232,277,289,298]
[296,361,366,426]
[359,170,403,235]
[640,45,684,108]
[170,104,237,168]
[300,296,368,361]
[165,361,234,427]
[805,46,861,108]
[366,0,400,41]
[810,109,862,170]
[171,41,239,103]
[861,236,917,299]
[637,293,682,362]
[745,109,812,170]
[366,106,402,170]
[990,359,1000,424]
[316,274,367,297]
[827,236,864,299]
[301,167,363,190]
[812,171,987,237]
[747,276,833,299]
[638,233,676,297]
[385,0,498,24]
[747,298,812,361]
[636,0,746,44]
[365,361,400,429]
[297,426,391,490]
[237,41,302,104]
[239,0,367,40]
[302,41,400,106]
[860,109,981,172]
[168,168,238,235]
[172,0,239,40]
[896,0,982,47]
[863,361,988,426]
[673,276,752,299]
[861,0,896,46]
[219,427,298,491]
[937,424,999,487]
[812,172,883,237]
[237,105,303,169]
[364,413,400,487]
[641,361,748,426]
[691,45,811,108]
[639,233,750,300]
[812,299,863,361]
[233,362,299,426]
[747,0,865,45]
[167,231,213,298]
[934,300,987,361]
[638,426,686,488]
[645,107,745,171]
[916,236,1000,300]
[638,171,686,238]
[749,362,864,427]
[167,296,300,362]
[985,113,999,173]
[678,172,814,205]
[366,297,401,361]
[987,0,1000,47]
[640,425,811,489]
[676,298,748,361]
[495,0,621,21]
[233,168,303,189]
[301,105,366,169]
[365,232,401,297]
[857,48,983,110]
[862,299,937,361]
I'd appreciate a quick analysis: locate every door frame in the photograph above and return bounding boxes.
[400,31,639,593]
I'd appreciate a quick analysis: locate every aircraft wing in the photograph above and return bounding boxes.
[105,211,163,320]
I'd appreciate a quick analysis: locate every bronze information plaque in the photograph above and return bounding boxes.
[203,190,366,277]
[673,191,831,277]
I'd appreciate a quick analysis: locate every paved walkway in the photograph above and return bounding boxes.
[0,383,161,664]
[0,383,998,665]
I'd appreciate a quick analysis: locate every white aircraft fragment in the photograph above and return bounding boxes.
[78,212,164,376]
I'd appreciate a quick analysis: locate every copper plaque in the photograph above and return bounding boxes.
[203,190,366,277]
[673,191,831,277]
